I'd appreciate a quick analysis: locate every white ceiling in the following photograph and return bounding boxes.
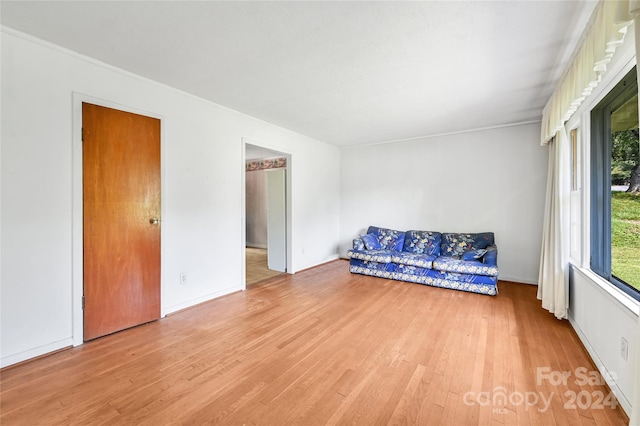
[1,1,597,147]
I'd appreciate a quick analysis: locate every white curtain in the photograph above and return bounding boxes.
[537,127,570,319]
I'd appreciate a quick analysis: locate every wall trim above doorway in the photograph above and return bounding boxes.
[246,158,286,172]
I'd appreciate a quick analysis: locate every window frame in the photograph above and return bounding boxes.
[590,66,640,301]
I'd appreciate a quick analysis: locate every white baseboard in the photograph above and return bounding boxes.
[499,275,538,285]
[163,285,243,316]
[293,254,341,273]
[1,338,73,369]
[246,243,267,249]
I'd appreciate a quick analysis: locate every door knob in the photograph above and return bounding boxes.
[149,218,159,225]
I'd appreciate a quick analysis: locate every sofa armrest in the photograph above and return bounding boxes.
[483,244,497,266]
[353,238,365,251]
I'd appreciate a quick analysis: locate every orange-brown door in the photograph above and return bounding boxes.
[83,103,161,341]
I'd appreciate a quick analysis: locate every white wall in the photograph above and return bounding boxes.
[0,29,340,367]
[570,268,637,414]
[340,122,548,284]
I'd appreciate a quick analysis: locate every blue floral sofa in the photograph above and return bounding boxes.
[347,226,499,295]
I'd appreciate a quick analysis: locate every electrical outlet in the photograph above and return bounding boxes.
[180,273,188,285]
[620,337,628,361]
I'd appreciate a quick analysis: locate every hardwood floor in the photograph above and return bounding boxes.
[0,260,628,425]
[246,247,284,285]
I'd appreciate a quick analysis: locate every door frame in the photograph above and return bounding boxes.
[71,93,166,347]
[241,138,293,289]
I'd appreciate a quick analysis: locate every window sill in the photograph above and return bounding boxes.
[571,263,640,317]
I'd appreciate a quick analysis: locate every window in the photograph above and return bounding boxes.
[591,67,640,300]
[569,128,582,261]
[571,129,579,191]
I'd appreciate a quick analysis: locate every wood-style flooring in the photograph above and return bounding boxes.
[0,260,628,425]
[246,247,284,285]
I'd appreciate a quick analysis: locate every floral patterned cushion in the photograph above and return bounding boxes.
[346,249,393,263]
[367,226,405,251]
[361,233,382,250]
[391,252,436,268]
[349,258,397,278]
[440,232,494,258]
[461,248,488,261]
[402,230,441,255]
[432,256,499,277]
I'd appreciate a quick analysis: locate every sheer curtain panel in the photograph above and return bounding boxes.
[537,128,570,319]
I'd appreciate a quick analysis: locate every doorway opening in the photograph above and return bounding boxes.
[245,143,290,285]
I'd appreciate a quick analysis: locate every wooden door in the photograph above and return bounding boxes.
[83,103,161,341]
